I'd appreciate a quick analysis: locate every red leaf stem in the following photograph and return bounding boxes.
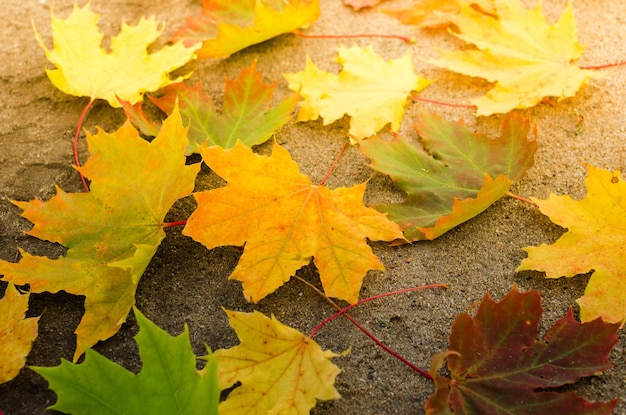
[319,142,348,186]
[412,96,476,109]
[74,98,95,192]
[578,60,626,70]
[292,30,415,44]
[163,220,188,228]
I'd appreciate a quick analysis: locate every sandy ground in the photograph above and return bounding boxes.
[1,0,625,414]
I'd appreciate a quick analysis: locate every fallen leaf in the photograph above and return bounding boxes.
[148,61,298,154]
[33,308,219,415]
[359,112,536,241]
[118,99,160,137]
[420,173,512,240]
[172,0,320,59]
[0,108,200,360]
[183,141,403,303]
[383,0,495,29]
[0,283,39,384]
[215,309,340,414]
[344,0,385,11]
[33,3,199,107]
[427,0,601,115]
[425,286,620,414]
[517,165,626,325]
[201,0,257,26]
[284,45,432,141]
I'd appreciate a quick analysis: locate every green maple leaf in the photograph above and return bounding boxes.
[33,308,219,415]
[426,286,620,414]
[359,112,537,241]
[148,60,298,154]
[0,107,200,360]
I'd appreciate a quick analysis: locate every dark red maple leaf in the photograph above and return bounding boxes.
[426,286,620,415]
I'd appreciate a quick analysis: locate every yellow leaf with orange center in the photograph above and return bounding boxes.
[183,141,403,303]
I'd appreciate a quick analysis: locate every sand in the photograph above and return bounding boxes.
[1,0,625,413]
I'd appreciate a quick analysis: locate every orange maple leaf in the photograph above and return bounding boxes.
[383,0,495,29]
[517,165,626,325]
[183,142,404,304]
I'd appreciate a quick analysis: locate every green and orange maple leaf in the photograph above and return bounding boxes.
[172,0,320,59]
[0,283,39,384]
[34,3,199,107]
[215,309,341,414]
[517,165,626,325]
[0,108,200,360]
[360,112,536,241]
[427,0,601,115]
[426,286,620,414]
[34,308,219,415]
[284,45,432,141]
[183,141,404,304]
[146,61,298,154]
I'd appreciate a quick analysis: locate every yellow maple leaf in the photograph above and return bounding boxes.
[0,283,39,384]
[428,0,601,115]
[215,309,340,414]
[173,0,320,59]
[183,141,404,304]
[517,165,626,325]
[33,3,200,107]
[284,45,432,141]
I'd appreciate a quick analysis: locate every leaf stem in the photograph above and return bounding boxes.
[578,60,626,70]
[292,30,415,44]
[295,275,444,381]
[163,220,188,228]
[412,95,477,109]
[318,142,348,186]
[309,284,448,338]
[74,98,95,192]
[506,191,537,206]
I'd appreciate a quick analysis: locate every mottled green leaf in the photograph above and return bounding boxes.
[360,112,536,241]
